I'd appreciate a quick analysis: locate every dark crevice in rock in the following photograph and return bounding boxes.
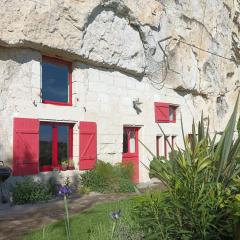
[216,95,228,118]
[174,87,208,99]
[223,3,232,18]
[232,32,240,65]
[226,72,234,78]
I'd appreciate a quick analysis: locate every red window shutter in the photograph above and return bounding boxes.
[13,118,40,176]
[79,122,97,170]
[154,102,170,122]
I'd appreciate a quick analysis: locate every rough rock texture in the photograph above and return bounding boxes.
[0,0,240,129]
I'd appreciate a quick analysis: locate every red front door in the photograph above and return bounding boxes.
[122,127,139,183]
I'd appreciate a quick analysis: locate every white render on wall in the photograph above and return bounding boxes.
[0,47,192,182]
[1,0,239,183]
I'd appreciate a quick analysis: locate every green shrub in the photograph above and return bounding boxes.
[45,176,60,196]
[133,191,177,239]
[139,96,240,239]
[80,160,134,193]
[11,177,50,204]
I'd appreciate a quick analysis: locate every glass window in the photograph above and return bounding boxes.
[42,58,70,104]
[169,106,175,121]
[39,123,72,171]
[58,125,69,165]
[156,136,161,156]
[39,125,52,167]
[123,129,128,153]
[129,130,136,153]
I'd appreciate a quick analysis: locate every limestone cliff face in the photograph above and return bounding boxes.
[0,0,239,131]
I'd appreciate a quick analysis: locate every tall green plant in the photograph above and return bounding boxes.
[140,94,240,239]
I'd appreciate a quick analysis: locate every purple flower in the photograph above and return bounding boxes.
[58,185,72,197]
[111,210,121,220]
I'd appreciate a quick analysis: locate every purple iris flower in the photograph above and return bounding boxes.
[111,210,121,220]
[58,185,72,197]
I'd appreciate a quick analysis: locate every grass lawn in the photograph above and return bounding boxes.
[23,198,135,240]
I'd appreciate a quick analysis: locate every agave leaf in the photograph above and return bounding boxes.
[138,139,156,158]
[198,112,204,142]
[197,157,212,173]
[206,116,210,139]
[215,93,239,182]
[192,119,197,151]
[157,123,173,153]
[180,111,188,151]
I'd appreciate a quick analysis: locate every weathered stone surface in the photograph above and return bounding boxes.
[80,10,145,74]
[0,0,240,181]
[0,0,163,75]
[0,0,238,96]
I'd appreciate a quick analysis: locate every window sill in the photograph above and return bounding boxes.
[42,100,72,106]
[156,120,176,123]
[40,165,75,172]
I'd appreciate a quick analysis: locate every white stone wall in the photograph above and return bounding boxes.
[0,47,195,182]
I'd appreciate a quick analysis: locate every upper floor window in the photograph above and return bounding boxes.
[42,56,72,106]
[154,102,178,123]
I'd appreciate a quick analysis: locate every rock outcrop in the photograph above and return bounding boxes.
[0,0,240,130]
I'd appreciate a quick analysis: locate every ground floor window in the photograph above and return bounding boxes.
[39,122,73,171]
[156,135,177,159]
[156,135,162,156]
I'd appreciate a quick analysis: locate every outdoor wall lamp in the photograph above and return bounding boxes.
[133,98,143,114]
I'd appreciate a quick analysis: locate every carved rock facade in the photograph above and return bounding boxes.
[0,0,239,182]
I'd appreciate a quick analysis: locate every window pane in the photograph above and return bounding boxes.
[169,107,175,121]
[58,125,69,165]
[129,130,136,153]
[39,125,52,166]
[123,129,128,153]
[42,61,69,103]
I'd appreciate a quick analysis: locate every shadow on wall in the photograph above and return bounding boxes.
[74,60,143,82]
[0,143,12,169]
[0,47,41,65]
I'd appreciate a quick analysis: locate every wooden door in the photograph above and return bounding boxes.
[122,127,139,183]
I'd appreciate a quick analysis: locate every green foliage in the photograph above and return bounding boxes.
[80,160,135,193]
[237,117,240,137]
[141,95,240,239]
[11,177,50,204]
[24,198,138,240]
[45,176,60,196]
[133,192,176,239]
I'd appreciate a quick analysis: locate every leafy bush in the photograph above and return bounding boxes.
[136,96,240,239]
[45,176,61,196]
[11,177,50,204]
[80,160,135,193]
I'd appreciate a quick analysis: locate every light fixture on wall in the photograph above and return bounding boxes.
[133,98,142,114]
[32,100,37,107]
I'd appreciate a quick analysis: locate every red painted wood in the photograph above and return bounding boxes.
[79,122,97,170]
[154,102,170,123]
[13,118,40,176]
[69,126,73,166]
[122,127,139,183]
[52,126,58,168]
[42,100,72,106]
[42,55,72,106]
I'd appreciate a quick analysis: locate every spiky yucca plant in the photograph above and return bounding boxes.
[139,94,240,239]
